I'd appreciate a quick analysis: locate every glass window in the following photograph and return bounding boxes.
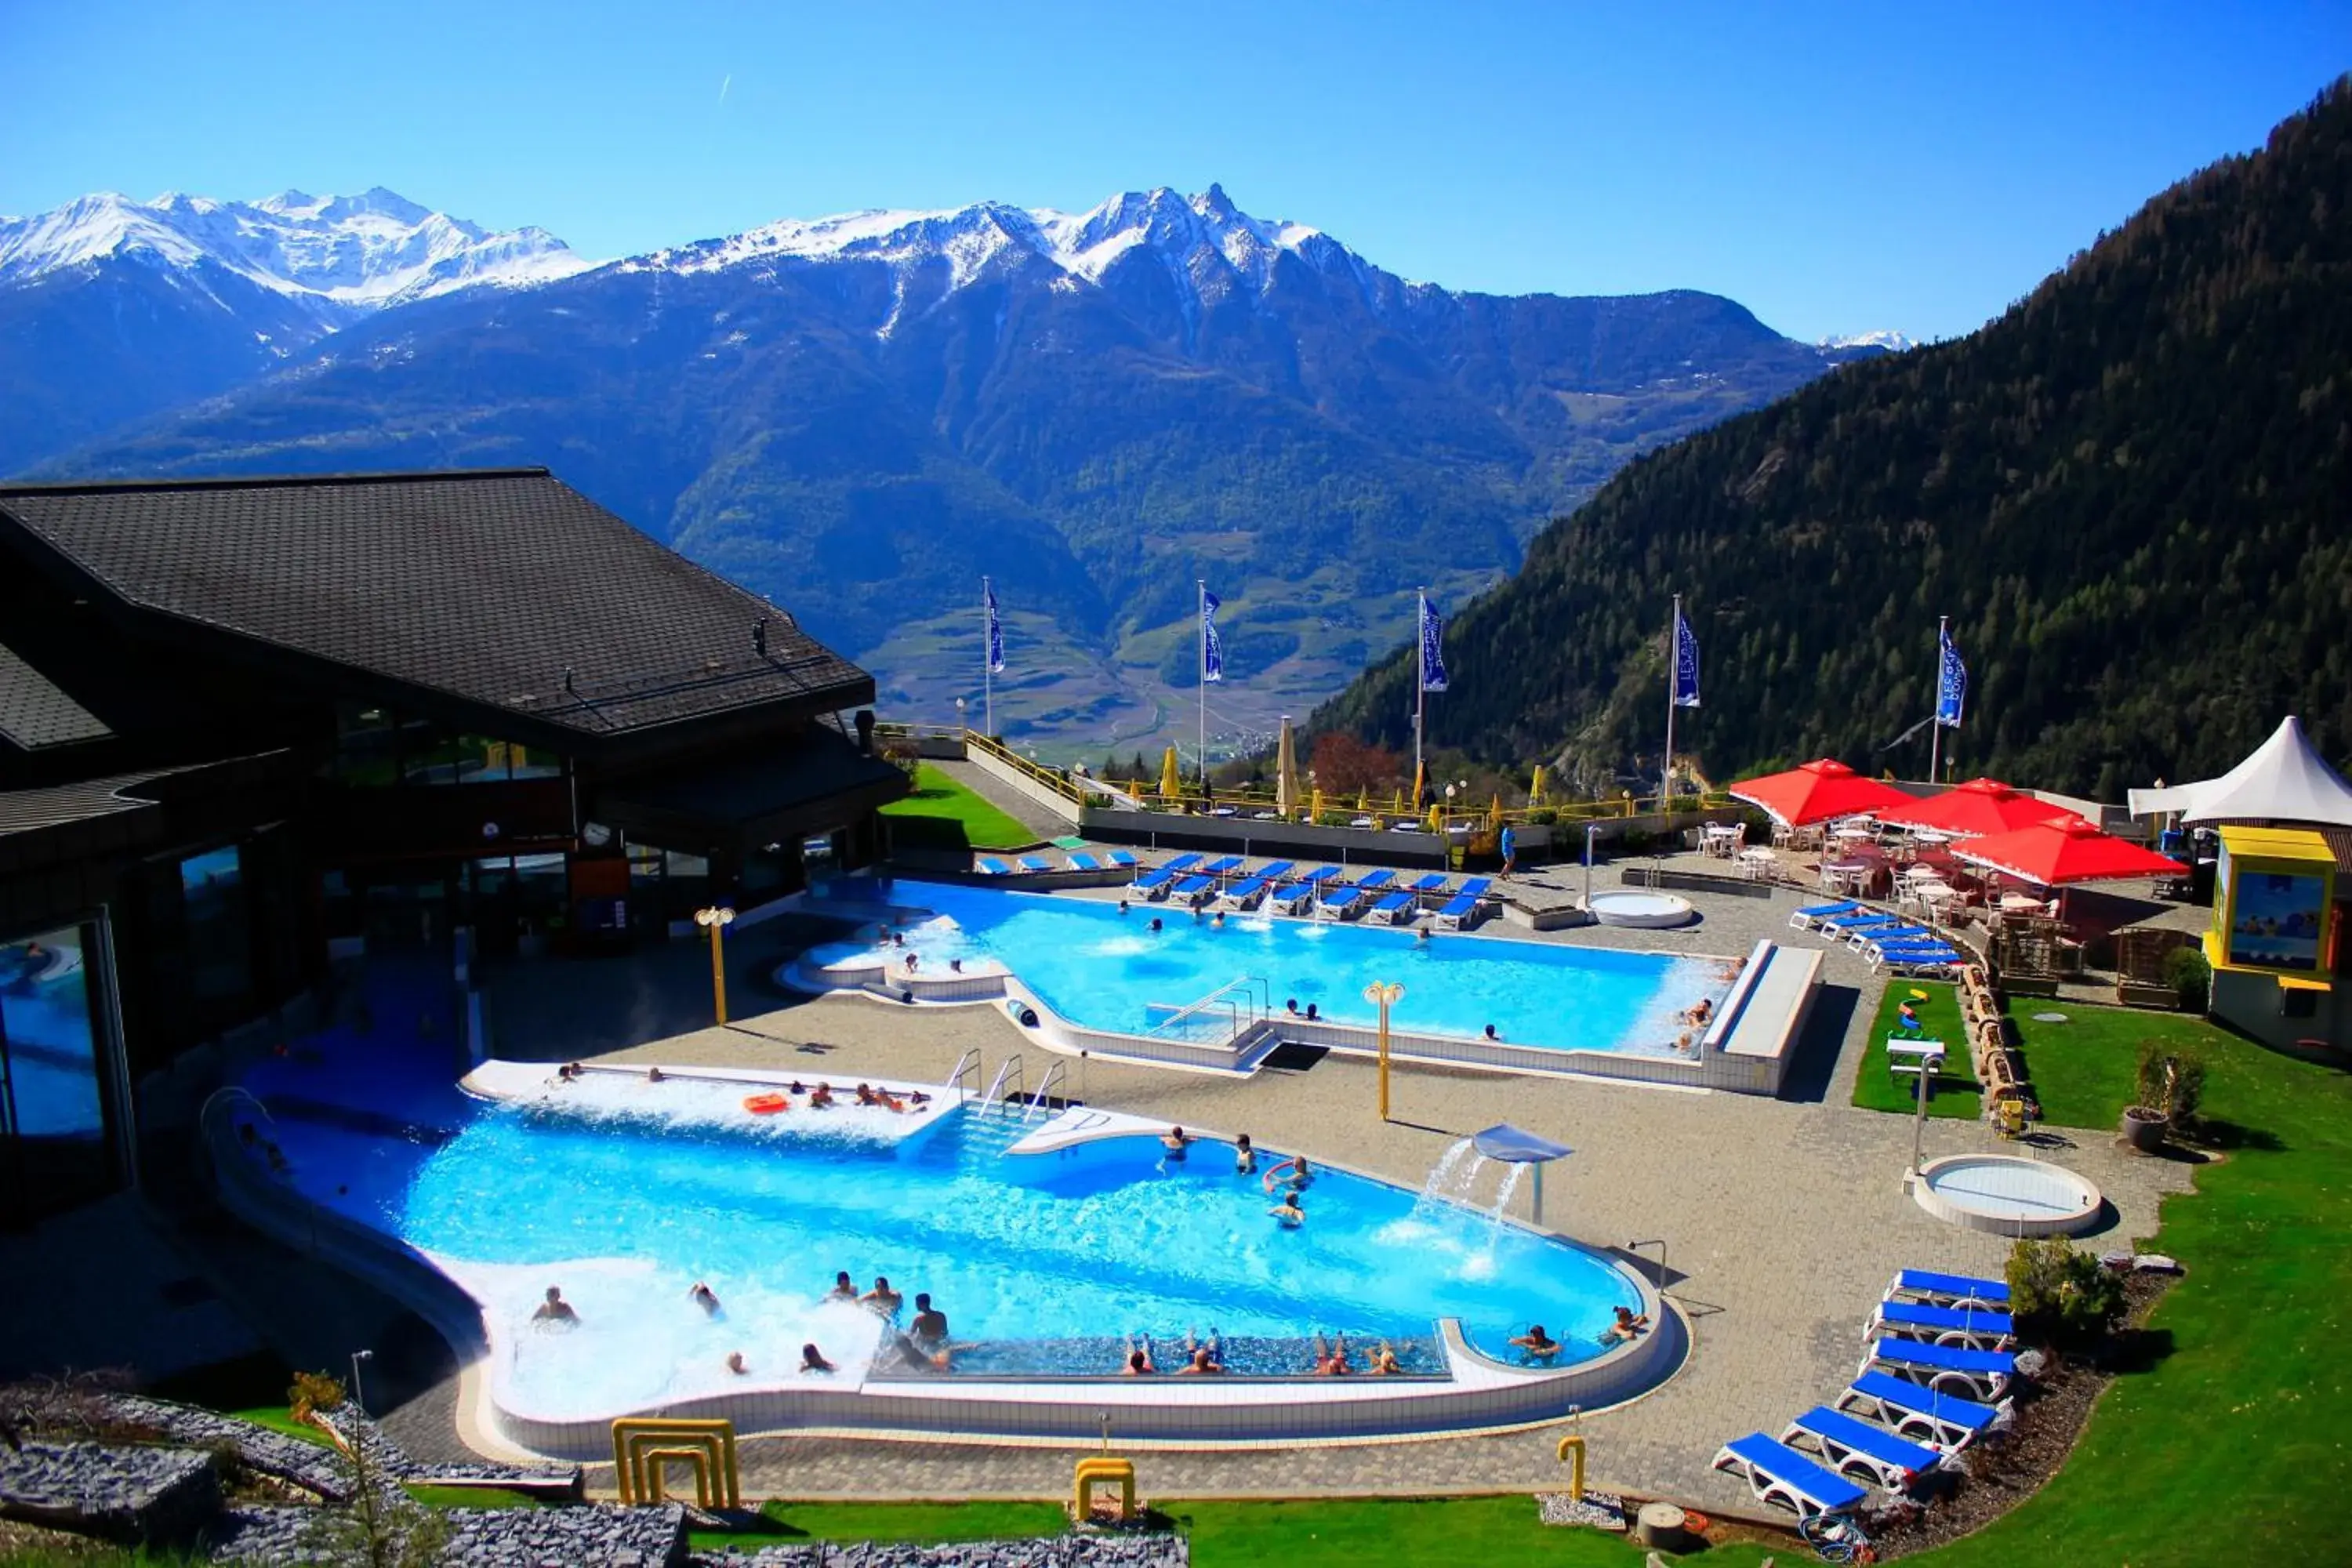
[180,846,252,1003]
[332,702,398,786]
[0,924,104,1140]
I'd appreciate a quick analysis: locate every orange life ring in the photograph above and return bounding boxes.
[1680,1510,1711,1534]
[742,1093,791,1115]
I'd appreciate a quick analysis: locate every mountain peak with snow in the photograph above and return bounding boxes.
[1820,328,1915,354]
[0,186,595,315]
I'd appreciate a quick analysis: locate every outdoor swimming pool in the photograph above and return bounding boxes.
[805,880,1733,1057]
[250,1063,1646,1425]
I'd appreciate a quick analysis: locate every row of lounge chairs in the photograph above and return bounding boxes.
[1712,1268,2016,1520]
[975,848,1498,929]
[1787,900,1969,974]
[975,850,1141,877]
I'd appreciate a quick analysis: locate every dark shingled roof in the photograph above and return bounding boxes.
[0,639,112,752]
[0,470,873,740]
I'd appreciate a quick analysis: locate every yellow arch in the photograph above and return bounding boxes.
[612,1418,740,1509]
[1556,1433,1586,1503]
[1073,1456,1138,1521]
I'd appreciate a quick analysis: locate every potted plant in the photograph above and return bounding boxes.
[2122,1040,2205,1151]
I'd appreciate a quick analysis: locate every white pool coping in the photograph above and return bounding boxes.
[1910,1153,2107,1237]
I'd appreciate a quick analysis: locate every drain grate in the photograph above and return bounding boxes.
[1259,1042,1330,1073]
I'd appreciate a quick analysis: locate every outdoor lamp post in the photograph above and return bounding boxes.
[955,695,967,735]
[1363,981,1405,1121]
[1910,1042,1940,1176]
[348,1348,373,1416]
[1584,822,1600,910]
[694,904,736,1025]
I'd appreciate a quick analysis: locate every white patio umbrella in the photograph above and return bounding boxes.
[1276,715,1299,818]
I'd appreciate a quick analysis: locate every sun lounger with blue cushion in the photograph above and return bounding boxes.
[1315,885,1367,921]
[1200,855,1244,880]
[1861,1338,2013,1402]
[1170,875,1218,909]
[1780,1406,1947,1491]
[975,856,1015,876]
[1456,876,1494,902]
[1851,923,1933,950]
[1867,1300,2015,1351]
[1064,852,1102,872]
[1835,1370,2005,1451]
[1218,877,1270,911]
[1711,1433,1867,1519]
[1371,891,1417,924]
[1105,849,1138,869]
[1133,852,1201,889]
[1820,909,1901,936]
[1015,855,1051,873]
[1406,873,1450,901]
[1434,891,1488,931]
[1354,868,1396,893]
[1269,881,1315,915]
[1871,942,1967,974]
[1297,865,1341,887]
[1789,900,1864,931]
[1888,1269,2010,1311]
[1253,860,1297,884]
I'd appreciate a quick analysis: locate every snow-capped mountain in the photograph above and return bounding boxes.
[0,186,593,314]
[1819,328,1915,354]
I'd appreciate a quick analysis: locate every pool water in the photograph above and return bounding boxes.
[812,880,1731,1056]
[261,1077,1642,1421]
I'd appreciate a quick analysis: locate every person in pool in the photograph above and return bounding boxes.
[1123,1345,1156,1375]
[862,1276,902,1316]
[1261,1153,1312,1192]
[725,1351,750,1375]
[1509,1325,1560,1361]
[1177,1343,1225,1374]
[1149,916,1163,932]
[1369,1341,1403,1375]
[1483,1023,1500,1040]
[646,1066,665,1083]
[689,1282,721,1317]
[799,1343,835,1374]
[532,1286,579,1326]
[1316,1334,1352,1375]
[909,1293,949,1348]
[1304,1002,1319,1022]
[1602,1306,1651,1344]
[1235,1133,1257,1174]
[810,1083,837,1109]
[1285,998,1300,1015]
[1269,1189,1305,1227]
[826,1270,857,1301]
[1118,900,1130,916]
[1160,1124,1192,1157]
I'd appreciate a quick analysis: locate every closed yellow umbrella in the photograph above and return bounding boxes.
[1489,793,1504,831]
[1311,786,1324,821]
[1390,788,1403,815]
[1160,745,1182,800]
[1356,788,1370,813]
[1426,801,1443,833]
[1275,717,1298,820]
[1530,765,1548,806]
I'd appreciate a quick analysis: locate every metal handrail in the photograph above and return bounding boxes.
[1145,975,1265,1047]
[1023,1061,1067,1123]
[978,1054,1022,1112]
[944,1048,982,1106]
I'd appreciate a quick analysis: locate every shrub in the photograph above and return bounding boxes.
[288,1370,347,1425]
[1620,826,1656,854]
[1526,808,1559,826]
[2134,1040,2207,1128]
[2163,946,2212,1010]
[2006,1238,2127,1344]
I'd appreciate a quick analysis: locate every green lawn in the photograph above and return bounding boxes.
[2001,1000,2199,1131]
[1851,980,1981,1116]
[880,763,1034,851]
[1170,1496,1779,1566]
[224,1406,336,1447]
[684,1499,1068,1552]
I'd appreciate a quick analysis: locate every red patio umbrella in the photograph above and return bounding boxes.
[1874,777,2076,838]
[1728,759,1913,828]
[1950,814,2188,887]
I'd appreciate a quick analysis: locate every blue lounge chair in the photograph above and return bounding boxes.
[1170,875,1218,909]
[1105,849,1138,869]
[1355,868,1397,893]
[1218,877,1269,911]
[1867,1301,2016,1351]
[1851,923,1933,950]
[1315,885,1367,922]
[1456,877,1494,901]
[1265,881,1309,915]
[975,856,1015,876]
[1406,872,1450,896]
[1711,1433,1867,1519]
[1780,1406,1947,1491]
[1253,860,1298,884]
[1297,865,1341,888]
[1821,910,1901,936]
[1861,1337,2014,1402]
[1015,855,1051,873]
[1200,855,1244,880]
[1434,891,1486,931]
[1370,891,1417,924]
[1788,899,1864,931]
[1064,852,1101,872]
[1871,943,1967,974]
[1888,1269,2010,1310]
[1835,1370,2004,1451]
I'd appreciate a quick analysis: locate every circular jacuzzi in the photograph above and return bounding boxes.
[1585,889,1697,928]
[1912,1154,2105,1236]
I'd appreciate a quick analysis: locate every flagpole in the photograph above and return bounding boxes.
[982,576,993,739]
[1415,589,1428,808]
[1662,594,1679,818]
[1197,579,1207,786]
[1929,615,1947,785]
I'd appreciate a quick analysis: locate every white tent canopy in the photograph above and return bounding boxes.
[2128,715,2352,828]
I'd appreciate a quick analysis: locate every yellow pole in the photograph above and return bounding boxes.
[1363,982,1403,1122]
[1557,1434,1586,1503]
[695,906,735,1025]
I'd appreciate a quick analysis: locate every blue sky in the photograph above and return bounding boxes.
[2,1,2343,342]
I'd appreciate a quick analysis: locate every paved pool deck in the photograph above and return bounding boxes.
[456,866,2197,1510]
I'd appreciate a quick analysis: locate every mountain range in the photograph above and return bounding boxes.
[2,183,1889,753]
[1315,79,2352,799]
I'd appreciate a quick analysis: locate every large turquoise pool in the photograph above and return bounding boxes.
[811,880,1732,1056]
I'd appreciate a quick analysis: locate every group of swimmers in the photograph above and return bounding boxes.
[1506,1306,1650,1363]
[1118,1331,1403,1377]
[1156,1127,1314,1225]
[822,1270,958,1373]
[556,1061,934,1116]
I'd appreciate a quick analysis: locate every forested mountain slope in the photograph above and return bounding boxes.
[1316,80,2352,800]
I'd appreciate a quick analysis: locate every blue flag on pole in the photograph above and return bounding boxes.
[1936,623,1967,727]
[984,579,1004,673]
[1201,588,1224,683]
[1419,593,1449,692]
[1671,604,1701,708]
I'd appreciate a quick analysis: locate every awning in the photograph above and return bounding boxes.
[2127,715,2352,829]
[1471,1124,1573,1163]
[1951,814,2187,887]
[1874,777,2074,837]
[1728,759,1913,828]
[592,726,909,853]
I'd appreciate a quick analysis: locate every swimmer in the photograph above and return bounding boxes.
[725,1351,749,1375]
[904,953,920,973]
[1118,900,1131,916]
[891,930,905,947]
[1149,916,1163,933]
[1304,1003,1319,1022]
[1509,1324,1560,1360]
[1160,1124,1192,1158]
[1602,1306,1651,1344]
[1261,1154,1312,1192]
[532,1286,580,1326]
[1269,1190,1305,1226]
[1123,1346,1156,1375]
[1676,1030,1696,1055]
[855,1083,880,1105]
[1415,927,1431,943]
[891,1330,952,1373]
[689,1282,721,1317]
[949,957,964,973]
[1212,911,1225,927]
[647,1066,665,1083]
[862,1276,902,1316]
[800,1343,836,1374]
[1177,1343,1225,1375]
[1370,1341,1402,1375]
[908,1090,931,1107]
[1682,996,1715,1025]
[810,1083,837,1109]
[910,1293,949,1348]
[789,1080,808,1094]
[1285,998,1300,1015]
[826,1270,857,1301]
[1483,1023,1500,1040]
[1235,1133,1257,1175]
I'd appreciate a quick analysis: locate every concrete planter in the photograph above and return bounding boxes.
[2120,1106,2169,1152]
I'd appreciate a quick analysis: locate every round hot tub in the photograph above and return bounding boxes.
[1585,889,1697,929]
[1912,1154,2104,1236]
